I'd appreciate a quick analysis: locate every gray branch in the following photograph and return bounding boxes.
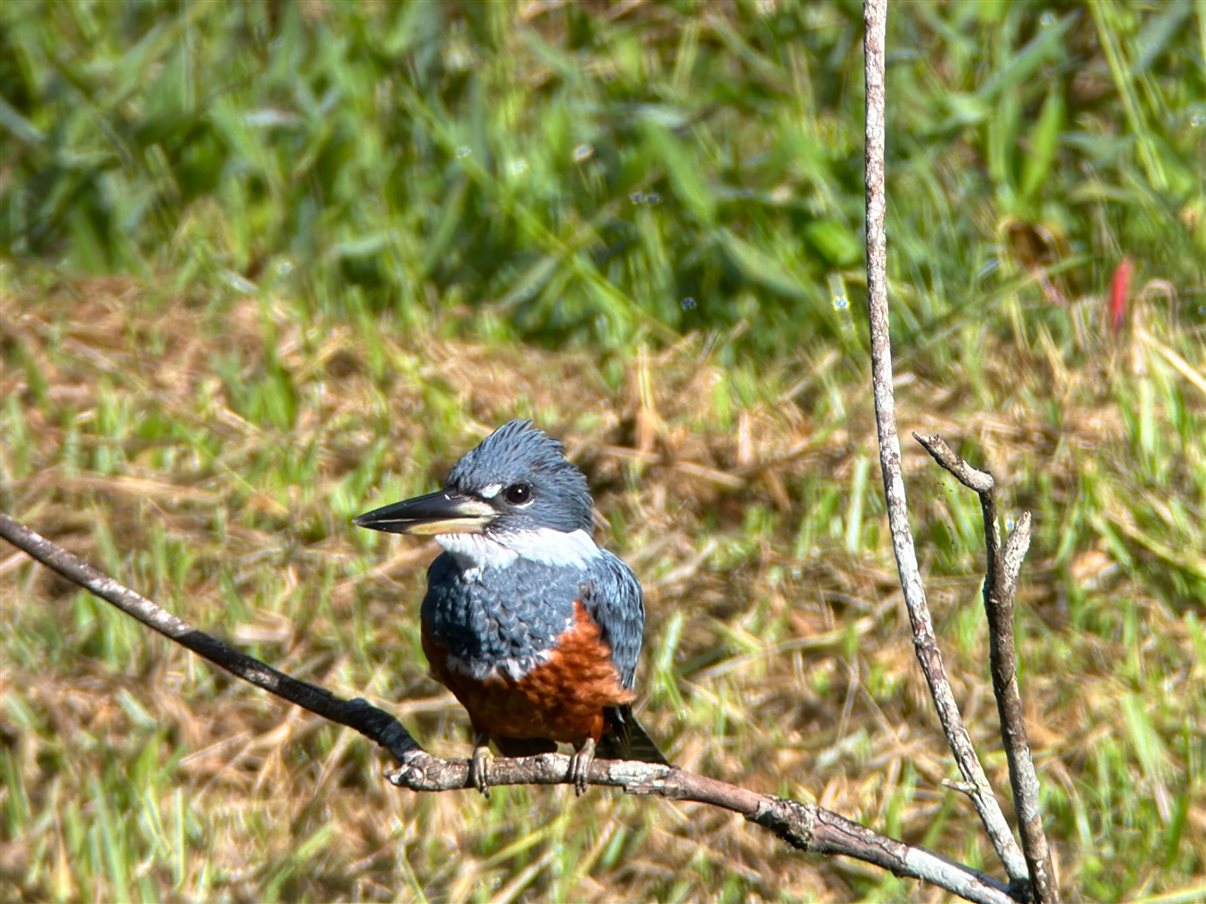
[386,754,1016,903]
[915,435,1059,904]
[0,512,419,763]
[862,0,1030,885]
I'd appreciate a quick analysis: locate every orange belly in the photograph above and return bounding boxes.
[424,601,635,746]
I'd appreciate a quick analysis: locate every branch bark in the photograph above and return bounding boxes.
[0,509,1022,904]
[915,435,1059,904]
[0,511,419,764]
[862,0,1031,886]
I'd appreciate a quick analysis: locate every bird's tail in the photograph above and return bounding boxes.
[599,705,670,765]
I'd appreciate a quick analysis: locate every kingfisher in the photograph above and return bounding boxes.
[354,419,668,795]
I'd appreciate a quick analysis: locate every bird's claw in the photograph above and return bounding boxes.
[569,737,596,796]
[471,744,493,798]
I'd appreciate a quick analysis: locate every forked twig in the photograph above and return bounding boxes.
[916,435,1059,904]
[0,510,1021,904]
[862,0,1031,886]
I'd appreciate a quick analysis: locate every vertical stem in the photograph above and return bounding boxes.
[983,511,1060,904]
[862,0,1028,883]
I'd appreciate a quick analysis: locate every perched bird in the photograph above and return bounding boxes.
[355,419,667,794]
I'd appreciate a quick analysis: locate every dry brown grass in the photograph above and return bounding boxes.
[2,277,1203,901]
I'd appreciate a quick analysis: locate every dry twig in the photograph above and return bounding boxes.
[916,435,1058,904]
[0,512,418,764]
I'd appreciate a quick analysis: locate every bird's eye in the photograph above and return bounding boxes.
[503,483,532,505]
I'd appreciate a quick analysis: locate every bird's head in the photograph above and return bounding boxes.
[353,419,594,541]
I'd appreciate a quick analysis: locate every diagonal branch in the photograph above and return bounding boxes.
[0,509,1024,904]
[388,754,1018,904]
[915,434,1060,904]
[0,511,419,764]
[862,0,1030,884]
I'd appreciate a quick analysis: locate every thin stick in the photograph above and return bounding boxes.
[0,512,419,764]
[1,510,1024,903]
[916,434,1060,904]
[862,0,1029,883]
[387,754,1018,904]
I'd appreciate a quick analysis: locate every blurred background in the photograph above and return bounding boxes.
[1,1,1203,900]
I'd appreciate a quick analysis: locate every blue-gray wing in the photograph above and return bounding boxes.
[580,550,645,689]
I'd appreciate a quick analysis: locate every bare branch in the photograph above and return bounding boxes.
[862,0,1030,884]
[914,435,1059,904]
[0,511,419,764]
[1002,513,1032,589]
[1,511,1025,903]
[385,755,1017,903]
[913,434,995,495]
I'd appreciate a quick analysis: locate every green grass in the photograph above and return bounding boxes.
[2,1,1204,901]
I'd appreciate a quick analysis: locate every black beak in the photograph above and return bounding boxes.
[353,490,495,536]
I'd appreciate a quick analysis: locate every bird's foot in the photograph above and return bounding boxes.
[569,737,596,796]
[470,742,493,798]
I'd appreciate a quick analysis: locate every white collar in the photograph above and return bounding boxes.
[436,527,601,570]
